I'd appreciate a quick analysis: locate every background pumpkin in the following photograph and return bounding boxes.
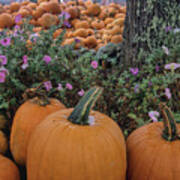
[127,103,180,180]
[0,155,20,180]
[10,91,66,166]
[27,87,127,180]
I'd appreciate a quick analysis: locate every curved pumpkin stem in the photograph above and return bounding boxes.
[159,103,180,141]
[68,86,103,125]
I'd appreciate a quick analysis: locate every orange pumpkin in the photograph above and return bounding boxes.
[74,20,90,29]
[38,13,57,28]
[43,1,61,14]
[84,35,97,48]
[33,7,45,19]
[0,155,20,180]
[91,20,105,29]
[73,28,88,37]
[10,96,66,165]
[27,87,127,180]
[111,34,122,43]
[10,2,20,13]
[86,3,101,16]
[127,103,180,180]
[0,13,13,28]
[66,7,79,19]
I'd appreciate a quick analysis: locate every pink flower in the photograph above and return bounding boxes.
[0,37,11,46]
[162,46,170,55]
[57,83,63,90]
[78,89,85,96]
[43,55,51,64]
[164,63,180,71]
[0,72,6,83]
[44,81,52,91]
[91,61,98,69]
[66,83,73,90]
[148,111,160,122]
[155,65,160,72]
[21,55,28,70]
[165,88,171,99]
[15,14,22,23]
[0,55,7,66]
[130,67,139,76]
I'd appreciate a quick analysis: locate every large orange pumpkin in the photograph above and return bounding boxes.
[10,95,66,166]
[0,155,20,180]
[0,13,13,28]
[127,103,180,180]
[27,87,127,180]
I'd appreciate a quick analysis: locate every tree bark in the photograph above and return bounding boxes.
[121,0,180,68]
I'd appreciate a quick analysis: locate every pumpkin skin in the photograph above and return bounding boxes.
[27,87,127,180]
[0,155,20,180]
[10,97,66,166]
[0,13,13,28]
[127,104,180,180]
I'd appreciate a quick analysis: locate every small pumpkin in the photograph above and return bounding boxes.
[111,34,122,43]
[84,35,97,48]
[91,20,105,29]
[43,1,61,14]
[0,13,13,28]
[38,13,57,28]
[127,103,180,180]
[73,28,88,38]
[0,155,20,180]
[66,6,79,19]
[27,87,127,180]
[86,3,101,16]
[10,2,21,13]
[74,20,90,29]
[10,92,66,165]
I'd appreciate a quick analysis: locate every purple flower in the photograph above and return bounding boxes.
[57,83,63,90]
[0,67,9,75]
[21,55,28,70]
[162,45,170,55]
[0,55,7,66]
[74,38,80,43]
[0,37,11,46]
[63,21,71,28]
[44,81,52,91]
[66,83,73,90]
[148,111,160,122]
[0,71,6,83]
[78,89,85,96]
[14,25,20,30]
[130,67,139,76]
[91,61,98,69]
[155,65,160,72]
[43,55,52,64]
[134,84,139,93]
[164,63,180,71]
[165,26,172,33]
[165,88,171,99]
[148,81,152,87]
[15,14,22,23]
[59,11,71,20]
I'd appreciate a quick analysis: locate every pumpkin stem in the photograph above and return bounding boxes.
[68,86,103,125]
[159,103,180,141]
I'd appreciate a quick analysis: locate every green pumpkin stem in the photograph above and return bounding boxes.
[68,86,103,125]
[159,103,180,141]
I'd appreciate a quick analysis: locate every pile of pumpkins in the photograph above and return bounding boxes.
[0,0,126,50]
[0,86,180,179]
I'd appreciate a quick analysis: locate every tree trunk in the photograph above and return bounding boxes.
[121,0,180,68]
